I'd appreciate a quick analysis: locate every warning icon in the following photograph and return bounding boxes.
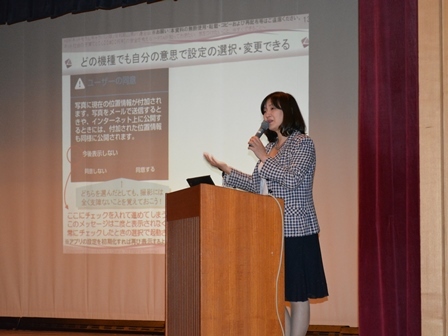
[75,78,85,90]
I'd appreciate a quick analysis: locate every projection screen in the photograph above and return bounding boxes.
[62,14,309,254]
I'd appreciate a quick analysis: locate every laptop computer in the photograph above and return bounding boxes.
[186,175,215,187]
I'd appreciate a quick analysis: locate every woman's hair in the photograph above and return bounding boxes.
[260,91,307,142]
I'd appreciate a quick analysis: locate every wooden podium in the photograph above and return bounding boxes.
[165,184,284,336]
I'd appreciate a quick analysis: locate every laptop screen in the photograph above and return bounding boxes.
[186,175,215,187]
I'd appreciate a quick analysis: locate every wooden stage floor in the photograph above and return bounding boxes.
[0,332,141,336]
[0,330,135,336]
[0,327,361,336]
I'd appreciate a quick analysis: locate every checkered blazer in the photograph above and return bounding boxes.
[223,131,320,237]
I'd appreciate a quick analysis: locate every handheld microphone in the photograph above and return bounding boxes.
[255,120,269,138]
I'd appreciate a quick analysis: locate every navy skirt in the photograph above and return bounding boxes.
[284,234,329,302]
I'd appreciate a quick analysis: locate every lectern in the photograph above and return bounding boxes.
[165,184,284,336]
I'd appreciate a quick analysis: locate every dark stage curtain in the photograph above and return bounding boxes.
[0,0,163,25]
[359,0,421,335]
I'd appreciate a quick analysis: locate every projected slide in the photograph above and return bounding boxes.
[62,14,309,254]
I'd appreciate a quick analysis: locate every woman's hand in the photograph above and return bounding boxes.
[203,152,231,174]
[247,136,269,162]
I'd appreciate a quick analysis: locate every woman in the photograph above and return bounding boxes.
[204,91,328,336]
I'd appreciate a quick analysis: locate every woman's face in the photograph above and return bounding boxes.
[263,99,284,133]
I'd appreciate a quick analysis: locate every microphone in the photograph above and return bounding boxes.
[255,120,269,138]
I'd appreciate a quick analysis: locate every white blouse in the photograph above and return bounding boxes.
[258,161,269,195]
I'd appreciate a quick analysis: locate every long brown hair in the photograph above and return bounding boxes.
[260,91,306,142]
